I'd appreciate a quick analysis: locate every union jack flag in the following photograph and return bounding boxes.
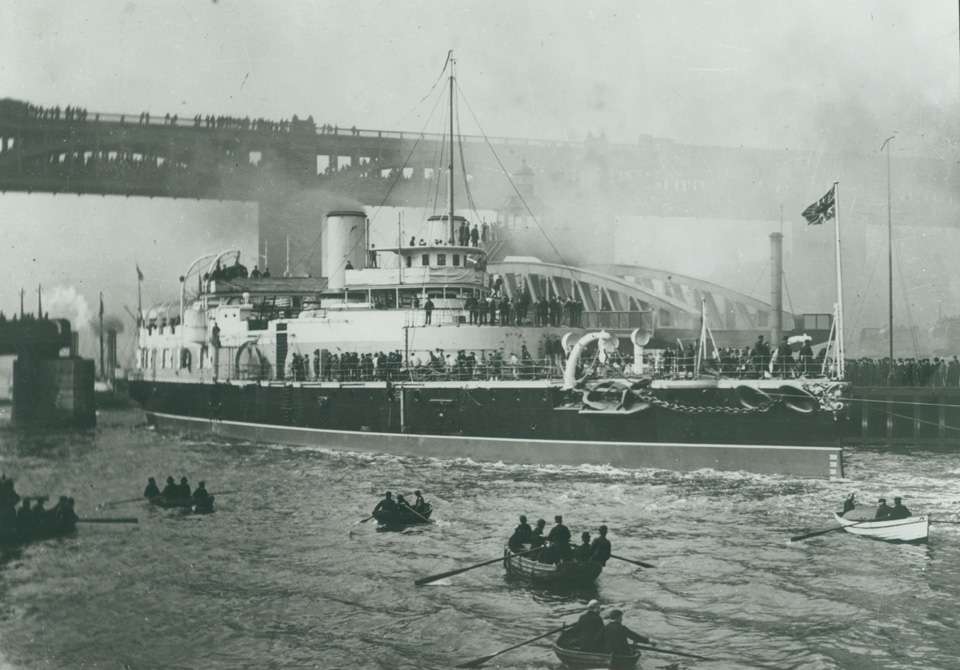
[802,185,836,225]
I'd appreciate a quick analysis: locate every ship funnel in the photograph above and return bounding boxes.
[770,232,783,345]
[323,210,368,291]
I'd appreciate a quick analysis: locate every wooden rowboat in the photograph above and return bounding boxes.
[551,642,640,669]
[373,504,432,528]
[833,513,928,543]
[503,545,603,586]
[0,515,78,546]
[147,495,215,514]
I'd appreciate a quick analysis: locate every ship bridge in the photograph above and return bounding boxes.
[487,257,806,345]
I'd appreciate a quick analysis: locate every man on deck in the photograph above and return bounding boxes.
[590,525,612,565]
[602,610,654,655]
[889,497,911,519]
[874,498,893,520]
[559,599,605,652]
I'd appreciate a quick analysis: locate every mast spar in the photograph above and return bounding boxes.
[448,51,456,244]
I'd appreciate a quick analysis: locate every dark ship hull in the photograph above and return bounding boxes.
[129,379,846,478]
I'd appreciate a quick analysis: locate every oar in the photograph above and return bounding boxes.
[634,644,712,661]
[415,547,540,586]
[610,553,655,569]
[455,624,565,668]
[789,518,876,542]
[77,517,139,524]
[398,501,434,524]
[97,496,144,508]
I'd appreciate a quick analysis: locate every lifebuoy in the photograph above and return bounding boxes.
[736,385,772,410]
[778,385,818,414]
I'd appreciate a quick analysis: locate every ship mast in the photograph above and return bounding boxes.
[448,52,456,244]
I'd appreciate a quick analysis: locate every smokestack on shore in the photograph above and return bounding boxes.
[770,232,783,345]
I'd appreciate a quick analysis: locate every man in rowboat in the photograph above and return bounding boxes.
[874,498,893,520]
[161,477,178,498]
[889,497,912,520]
[372,492,398,516]
[143,478,160,499]
[602,610,655,656]
[590,525,612,566]
[558,599,605,652]
[508,515,533,551]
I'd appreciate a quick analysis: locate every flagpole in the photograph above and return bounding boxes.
[99,291,105,382]
[833,182,844,379]
[136,265,143,326]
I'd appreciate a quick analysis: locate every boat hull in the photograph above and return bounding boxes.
[551,642,640,669]
[0,518,77,546]
[503,546,603,586]
[131,380,845,478]
[833,513,929,543]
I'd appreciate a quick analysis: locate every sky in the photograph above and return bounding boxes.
[2,1,957,150]
[0,0,958,365]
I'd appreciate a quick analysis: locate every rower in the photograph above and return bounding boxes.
[372,491,398,515]
[192,481,210,501]
[161,476,178,498]
[874,498,893,521]
[575,532,592,561]
[16,498,32,528]
[178,477,191,498]
[602,609,654,656]
[889,497,911,520]
[558,599,605,652]
[508,515,533,551]
[590,525,612,565]
[545,515,572,563]
[193,481,214,511]
[530,518,547,547]
[841,493,856,516]
[412,490,428,514]
[396,494,410,512]
[144,477,161,499]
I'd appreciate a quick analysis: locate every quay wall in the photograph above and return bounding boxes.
[846,386,960,446]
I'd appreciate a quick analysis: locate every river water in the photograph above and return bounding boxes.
[1,406,959,670]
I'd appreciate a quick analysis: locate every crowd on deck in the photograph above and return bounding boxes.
[0,310,50,324]
[284,344,568,382]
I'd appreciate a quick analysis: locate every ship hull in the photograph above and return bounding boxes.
[131,379,844,478]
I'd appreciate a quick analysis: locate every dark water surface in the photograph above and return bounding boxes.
[1,407,960,670]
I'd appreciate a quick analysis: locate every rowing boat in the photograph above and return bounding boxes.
[551,642,640,669]
[373,504,432,527]
[0,515,77,546]
[503,545,603,586]
[147,495,215,514]
[833,513,928,543]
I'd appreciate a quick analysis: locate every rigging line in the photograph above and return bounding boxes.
[781,269,795,323]
[330,86,447,280]
[419,50,452,104]
[454,90,478,214]
[367,83,446,231]
[456,81,571,270]
[834,394,960,410]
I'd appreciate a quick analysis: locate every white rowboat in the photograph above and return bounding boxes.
[833,513,928,543]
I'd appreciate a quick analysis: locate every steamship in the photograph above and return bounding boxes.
[128,56,849,476]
